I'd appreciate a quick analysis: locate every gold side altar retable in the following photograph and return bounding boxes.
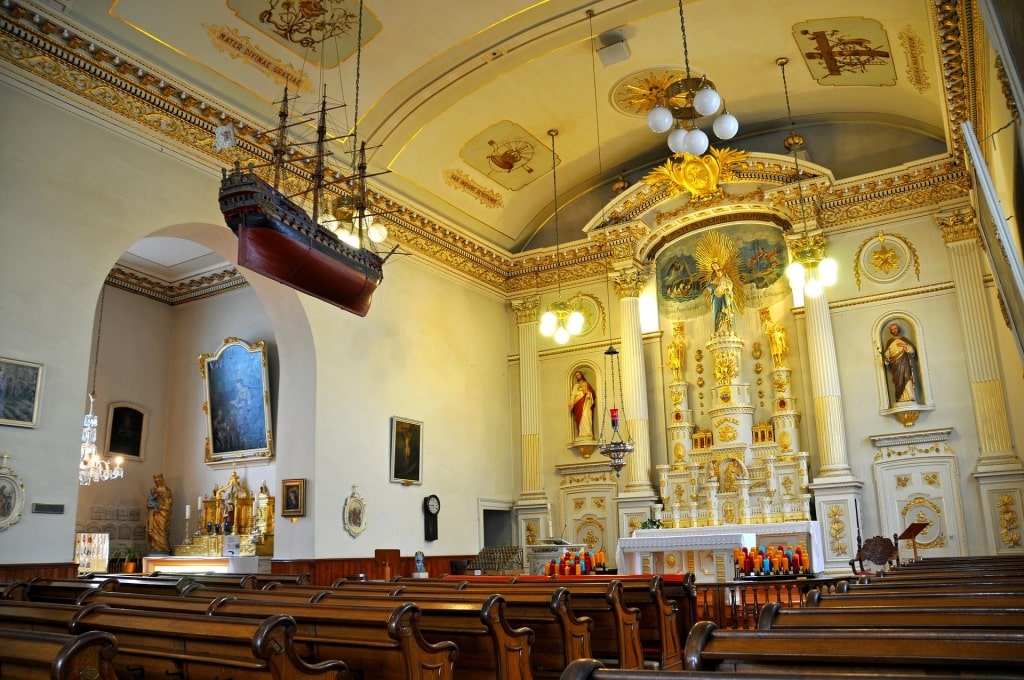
[173,468,275,557]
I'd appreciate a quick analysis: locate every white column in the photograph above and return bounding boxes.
[937,209,1024,554]
[612,266,656,496]
[512,298,546,502]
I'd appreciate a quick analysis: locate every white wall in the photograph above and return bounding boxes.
[0,77,515,564]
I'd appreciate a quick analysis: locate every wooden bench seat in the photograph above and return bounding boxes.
[0,627,118,680]
[78,589,459,680]
[837,577,1024,593]
[318,591,534,680]
[1,580,29,600]
[460,579,651,671]
[150,571,257,589]
[558,657,997,680]
[806,589,1024,609]
[0,600,347,680]
[25,578,115,604]
[683,620,1024,674]
[757,600,1024,629]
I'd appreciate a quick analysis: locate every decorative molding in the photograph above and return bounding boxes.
[106,266,248,305]
[870,427,953,449]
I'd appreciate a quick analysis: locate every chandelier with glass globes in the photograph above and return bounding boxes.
[645,0,738,156]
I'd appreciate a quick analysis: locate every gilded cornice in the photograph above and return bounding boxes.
[933,0,981,157]
[106,266,248,305]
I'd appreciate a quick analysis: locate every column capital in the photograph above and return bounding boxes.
[610,265,651,299]
[511,296,540,324]
[935,207,980,244]
[786,230,829,266]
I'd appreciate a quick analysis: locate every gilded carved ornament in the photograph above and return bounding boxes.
[853,231,921,290]
[642,148,750,201]
[828,505,848,556]
[935,208,980,244]
[511,297,540,324]
[995,494,1021,548]
[611,266,651,299]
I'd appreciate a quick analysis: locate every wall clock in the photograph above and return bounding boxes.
[423,494,440,541]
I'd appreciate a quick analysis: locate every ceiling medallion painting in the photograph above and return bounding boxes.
[227,0,381,67]
[794,17,895,86]
[656,224,789,321]
[461,121,551,192]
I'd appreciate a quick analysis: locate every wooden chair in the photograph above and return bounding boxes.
[849,535,899,576]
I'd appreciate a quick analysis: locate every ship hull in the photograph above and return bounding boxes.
[219,170,383,317]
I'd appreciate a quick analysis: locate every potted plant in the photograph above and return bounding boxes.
[109,543,141,573]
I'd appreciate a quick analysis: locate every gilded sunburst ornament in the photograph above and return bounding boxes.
[870,244,901,274]
[616,71,682,113]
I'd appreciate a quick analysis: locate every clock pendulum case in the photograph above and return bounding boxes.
[423,494,440,541]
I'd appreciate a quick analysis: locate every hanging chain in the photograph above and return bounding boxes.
[549,130,562,296]
[90,286,105,396]
[677,0,691,80]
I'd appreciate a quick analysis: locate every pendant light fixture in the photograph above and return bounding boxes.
[539,129,584,345]
[80,286,124,486]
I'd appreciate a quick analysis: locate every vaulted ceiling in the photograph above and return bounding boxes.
[3,0,987,291]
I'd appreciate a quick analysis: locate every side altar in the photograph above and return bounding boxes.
[173,468,274,559]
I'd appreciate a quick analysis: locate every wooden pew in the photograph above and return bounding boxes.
[683,620,1024,674]
[836,577,1024,593]
[1,580,29,600]
[79,589,459,680]
[0,627,119,680]
[25,577,115,603]
[150,571,257,589]
[459,579,650,671]
[317,591,534,680]
[756,600,1024,629]
[0,599,348,680]
[806,588,1024,609]
[550,576,684,671]
[557,657,989,680]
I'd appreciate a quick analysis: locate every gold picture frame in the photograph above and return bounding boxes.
[199,337,273,466]
[282,478,306,517]
[390,416,423,485]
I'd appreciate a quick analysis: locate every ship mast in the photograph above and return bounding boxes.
[271,87,290,190]
[311,85,328,228]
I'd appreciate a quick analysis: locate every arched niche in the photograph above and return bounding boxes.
[872,311,935,427]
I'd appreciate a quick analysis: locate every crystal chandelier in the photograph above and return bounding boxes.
[80,288,123,486]
[598,344,633,475]
[646,0,738,156]
[539,129,584,345]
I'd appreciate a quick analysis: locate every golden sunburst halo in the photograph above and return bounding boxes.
[615,70,685,114]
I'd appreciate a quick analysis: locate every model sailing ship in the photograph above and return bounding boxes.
[218,87,388,317]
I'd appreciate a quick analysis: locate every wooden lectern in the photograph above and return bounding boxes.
[898,521,930,562]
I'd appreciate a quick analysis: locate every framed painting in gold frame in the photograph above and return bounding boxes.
[199,337,273,466]
[282,478,306,518]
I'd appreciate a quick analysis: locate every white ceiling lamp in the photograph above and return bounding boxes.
[539,130,584,345]
[646,0,738,155]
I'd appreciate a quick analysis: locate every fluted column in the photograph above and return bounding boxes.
[938,210,1018,467]
[792,233,853,479]
[612,266,656,496]
[937,209,1023,554]
[512,297,546,502]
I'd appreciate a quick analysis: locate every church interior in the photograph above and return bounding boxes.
[1,0,1022,592]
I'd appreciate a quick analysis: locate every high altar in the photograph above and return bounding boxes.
[617,309,821,581]
[172,468,275,560]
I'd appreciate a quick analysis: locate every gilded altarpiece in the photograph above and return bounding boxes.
[556,462,619,569]
[871,428,965,558]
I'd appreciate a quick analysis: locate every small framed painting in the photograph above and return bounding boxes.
[282,478,306,518]
[390,417,423,485]
[106,402,147,460]
[0,357,44,428]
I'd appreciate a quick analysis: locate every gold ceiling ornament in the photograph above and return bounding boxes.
[642,147,749,199]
